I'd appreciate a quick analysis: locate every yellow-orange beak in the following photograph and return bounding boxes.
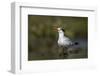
[52,25,58,31]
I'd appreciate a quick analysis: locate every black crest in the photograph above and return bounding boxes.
[61,28,65,32]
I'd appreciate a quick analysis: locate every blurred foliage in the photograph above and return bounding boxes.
[28,15,88,60]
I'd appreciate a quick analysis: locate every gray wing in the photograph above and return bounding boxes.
[63,36,73,46]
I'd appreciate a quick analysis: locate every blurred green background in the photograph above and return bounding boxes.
[28,15,88,61]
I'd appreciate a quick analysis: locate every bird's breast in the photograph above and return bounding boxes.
[58,37,72,46]
[58,38,65,46]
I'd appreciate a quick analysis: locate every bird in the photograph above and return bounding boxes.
[57,27,78,47]
[57,27,79,58]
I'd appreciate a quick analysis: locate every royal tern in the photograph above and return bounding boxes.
[57,27,78,48]
[57,27,78,57]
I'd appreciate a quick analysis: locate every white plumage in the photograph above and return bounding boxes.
[57,27,73,47]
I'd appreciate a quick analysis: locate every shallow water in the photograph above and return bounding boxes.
[28,38,88,60]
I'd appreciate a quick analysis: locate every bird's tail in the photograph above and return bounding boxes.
[74,42,79,45]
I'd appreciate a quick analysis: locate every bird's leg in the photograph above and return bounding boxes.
[58,46,68,58]
[63,47,69,58]
[58,46,63,58]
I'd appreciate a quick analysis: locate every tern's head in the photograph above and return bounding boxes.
[57,27,65,32]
